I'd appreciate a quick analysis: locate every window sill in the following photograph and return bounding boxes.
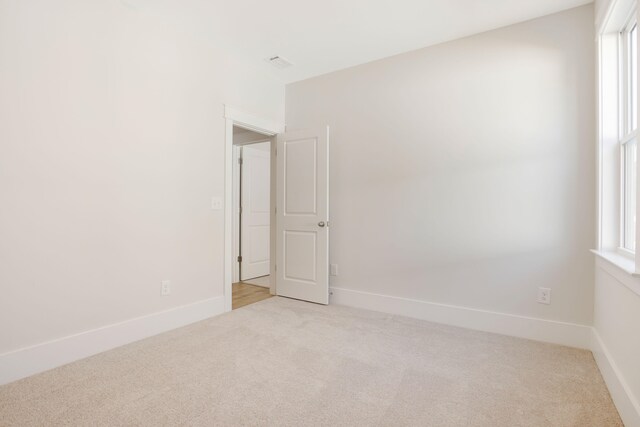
[592,249,640,297]
[591,249,638,276]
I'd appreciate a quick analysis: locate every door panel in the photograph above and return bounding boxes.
[240,143,271,281]
[276,128,329,304]
[284,138,317,214]
[248,225,270,262]
[284,231,317,282]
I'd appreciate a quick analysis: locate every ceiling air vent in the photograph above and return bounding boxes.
[266,56,293,69]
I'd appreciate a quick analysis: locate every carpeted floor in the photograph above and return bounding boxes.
[0,297,622,426]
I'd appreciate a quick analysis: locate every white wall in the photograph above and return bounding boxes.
[0,1,284,355]
[286,6,595,325]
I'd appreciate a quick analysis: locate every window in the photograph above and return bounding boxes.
[623,139,636,251]
[620,17,638,253]
[597,0,640,268]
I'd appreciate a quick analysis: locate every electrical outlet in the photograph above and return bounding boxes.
[161,280,171,296]
[330,264,338,276]
[211,197,223,210]
[537,287,551,305]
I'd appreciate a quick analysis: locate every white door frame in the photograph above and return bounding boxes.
[223,105,283,312]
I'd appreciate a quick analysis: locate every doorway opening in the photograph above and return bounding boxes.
[223,106,282,313]
[223,106,329,312]
[232,127,274,309]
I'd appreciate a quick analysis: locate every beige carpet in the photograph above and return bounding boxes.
[0,297,622,426]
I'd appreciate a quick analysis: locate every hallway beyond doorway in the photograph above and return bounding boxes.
[232,282,272,310]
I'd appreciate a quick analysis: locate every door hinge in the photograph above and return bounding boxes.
[238,157,243,165]
[237,255,242,262]
[239,205,242,214]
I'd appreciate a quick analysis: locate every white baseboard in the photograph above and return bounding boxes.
[591,329,640,427]
[0,296,225,386]
[329,287,592,349]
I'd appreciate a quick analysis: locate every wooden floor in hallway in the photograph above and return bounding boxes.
[232,282,273,310]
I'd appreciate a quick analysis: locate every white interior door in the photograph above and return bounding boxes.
[276,127,329,304]
[240,142,271,281]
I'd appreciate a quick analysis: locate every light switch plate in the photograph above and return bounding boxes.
[161,280,171,296]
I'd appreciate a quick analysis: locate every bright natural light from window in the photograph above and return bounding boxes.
[624,140,637,251]
[622,20,638,252]
[631,24,638,130]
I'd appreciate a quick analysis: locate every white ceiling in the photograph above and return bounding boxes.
[206,0,592,83]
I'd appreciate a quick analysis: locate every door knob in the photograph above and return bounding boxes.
[318,221,326,227]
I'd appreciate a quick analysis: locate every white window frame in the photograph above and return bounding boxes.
[595,0,640,275]
[619,10,638,256]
